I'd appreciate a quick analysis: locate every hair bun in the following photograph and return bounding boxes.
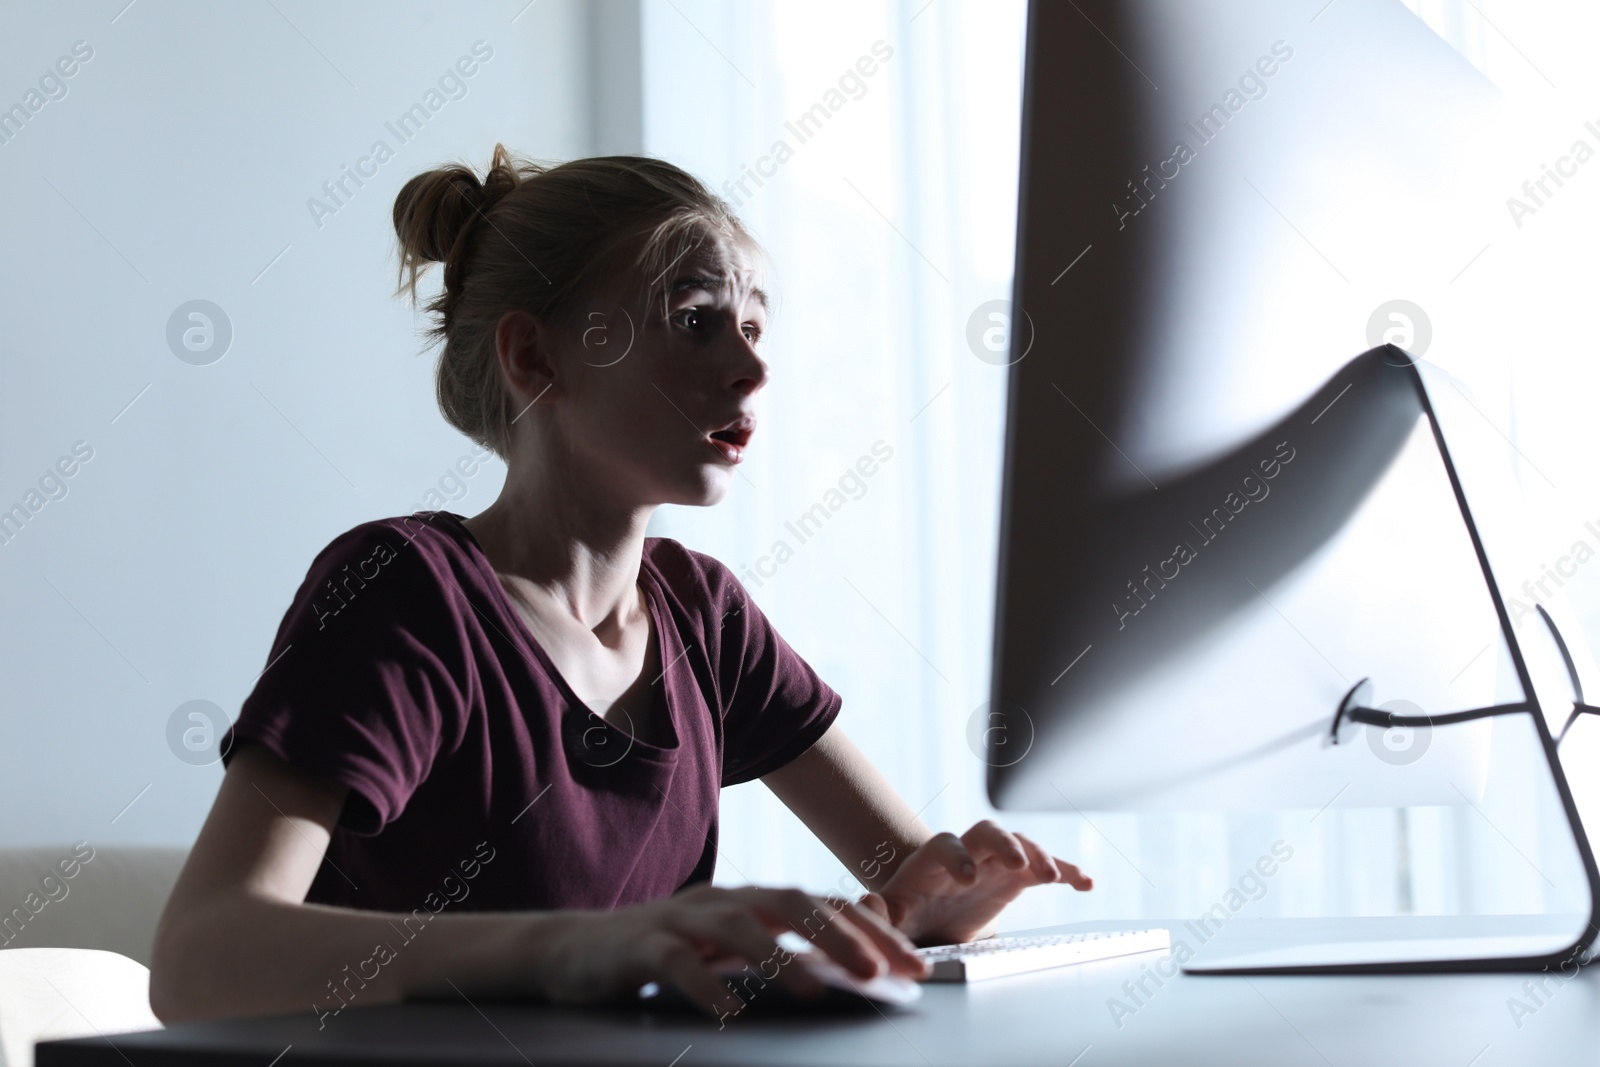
[393,145,532,303]
[393,167,487,268]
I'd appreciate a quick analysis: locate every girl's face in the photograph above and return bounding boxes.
[538,236,770,509]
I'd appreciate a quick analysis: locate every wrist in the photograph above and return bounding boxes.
[520,910,600,1002]
[398,912,562,1003]
[869,890,930,946]
[876,895,998,948]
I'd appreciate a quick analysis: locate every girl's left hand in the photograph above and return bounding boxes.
[859,821,1092,946]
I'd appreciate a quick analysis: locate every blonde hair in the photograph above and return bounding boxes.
[392,144,756,459]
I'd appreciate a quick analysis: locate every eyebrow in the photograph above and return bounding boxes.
[668,274,769,313]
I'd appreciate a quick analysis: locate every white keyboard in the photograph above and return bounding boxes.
[915,928,1171,982]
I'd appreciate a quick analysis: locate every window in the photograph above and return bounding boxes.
[641,0,1600,930]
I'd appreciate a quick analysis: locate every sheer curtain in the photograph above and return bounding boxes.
[637,0,1598,931]
[638,0,1025,902]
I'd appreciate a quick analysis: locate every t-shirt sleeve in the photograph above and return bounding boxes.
[697,555,842,786]
[222,520,471,835]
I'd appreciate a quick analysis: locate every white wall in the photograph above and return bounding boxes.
[0,0,600,846]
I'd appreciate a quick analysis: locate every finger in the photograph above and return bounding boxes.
[961,820,1029,870]
[856,891,892,923]
[1014,833,1060,884]
[856,890,911,932]
[1054,857,1094,890]
[922,831,979,885]
[837,899,929,979]
[663,907,825,999]
[746,889,889,979]
[645,933,744,1019]
[795,895,890,979]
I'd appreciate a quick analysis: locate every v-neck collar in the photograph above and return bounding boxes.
[432,510,682,765]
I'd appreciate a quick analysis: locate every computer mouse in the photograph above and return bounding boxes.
[638,953,923,1017]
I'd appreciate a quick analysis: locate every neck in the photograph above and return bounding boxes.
[463,456,654,631]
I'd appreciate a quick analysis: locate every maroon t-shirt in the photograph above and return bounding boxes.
[221,510,840,914]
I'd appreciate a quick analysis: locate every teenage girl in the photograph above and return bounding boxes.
[150,146,1091,1023]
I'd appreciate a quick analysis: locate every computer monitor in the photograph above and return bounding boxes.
[992,342,1511,811]
[990,0,1513,811]
[988,0,1599,970]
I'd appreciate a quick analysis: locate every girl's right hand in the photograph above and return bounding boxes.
[528,884,929,1016]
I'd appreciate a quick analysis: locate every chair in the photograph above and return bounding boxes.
[0,847,186,1067]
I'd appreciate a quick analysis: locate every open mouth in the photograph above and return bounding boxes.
[707,415,756,463]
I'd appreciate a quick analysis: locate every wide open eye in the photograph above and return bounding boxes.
[672,308,704,331]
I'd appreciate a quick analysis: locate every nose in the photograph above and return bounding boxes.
[730,338,769,397]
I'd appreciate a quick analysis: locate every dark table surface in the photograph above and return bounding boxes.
[38,918,1600,1067]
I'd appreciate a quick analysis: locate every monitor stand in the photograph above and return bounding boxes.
[1181,915,1590,975]
[1177,358,1600,974]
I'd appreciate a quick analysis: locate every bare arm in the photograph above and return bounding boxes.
[149,744,553,1023]
[152,743,925,1024]
[759,724,932,892]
